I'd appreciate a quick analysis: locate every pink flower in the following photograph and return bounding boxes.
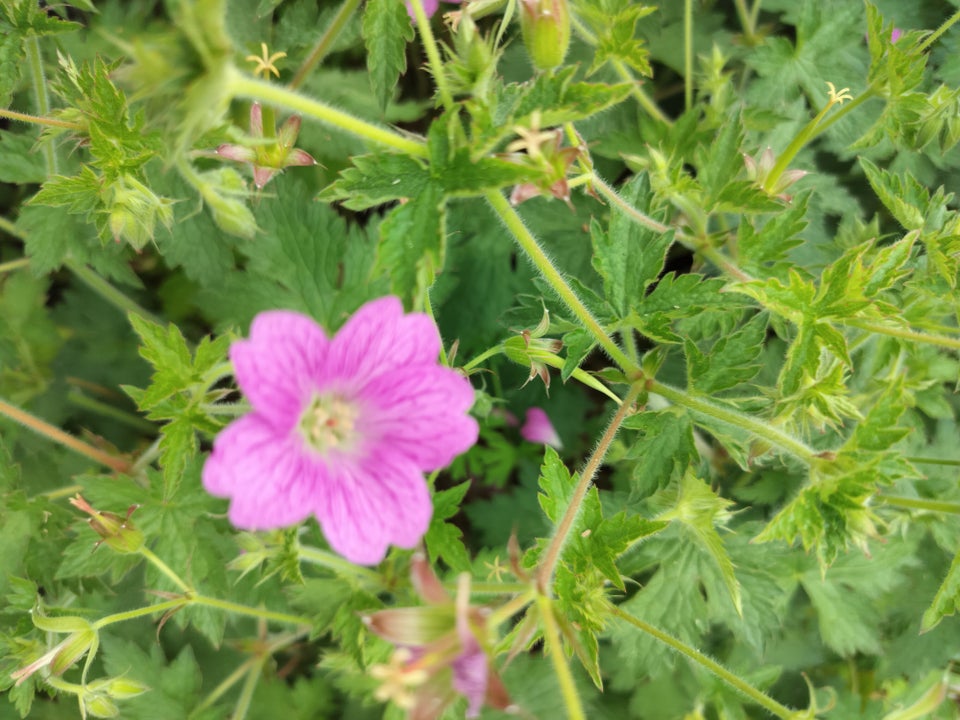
[405,0,459,20]
[364,555,511,718]
[202,297,479,565]
[520,407,562,449]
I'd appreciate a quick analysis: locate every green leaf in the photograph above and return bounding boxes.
[0,32,21,109]
[591,173,674,317]
[318,152,431,209]
[0,130,46,184]
[626,273,738,343]
[30,166,103,215]
[922,549,960,632]
[686,312,767,394]
[623,409,697,498]
[469,67,632,152]
[425,482,471,571]
[536,446,576,524]
[661,471,742,616]
[362,0,413,112]
[376,183,446,304]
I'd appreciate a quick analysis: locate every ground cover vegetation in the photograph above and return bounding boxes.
[2,0,960,718]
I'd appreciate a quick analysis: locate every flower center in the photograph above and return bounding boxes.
[299,394,359,453]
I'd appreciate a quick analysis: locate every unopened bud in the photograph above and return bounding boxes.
[69,495,144,554]
[83,693,119,718]
[50,629,98,676]
[519,0,570,71]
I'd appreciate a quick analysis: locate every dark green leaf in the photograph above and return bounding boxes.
[362,0,413,112]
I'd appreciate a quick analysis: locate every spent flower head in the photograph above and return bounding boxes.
[216,102,317,190]
[202,297,479,565]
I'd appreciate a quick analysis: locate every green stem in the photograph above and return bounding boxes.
[25,36,57,175]
[139,546,192,593]
[191,595,312,627]
[808,88,878,141]
[40,484,84,501]
[647,379,818,464]
[918,8,960,54]
[298,545,385,588]
[845,319,960,352]
[876,495,960,515]
[0,397,133,474]
[683,0,693,111]
[0,258,30,273]
[229,71,428,157]
[536,383,642,593]
[611,605,797,720]
[260,104,277,141]
[763,92,852,194]
[422,291,449,365]
[231,655,267,720]
[487,590,537,629]
[93,599,188,629]
[733,0,755,41]
[907,456,960,467]
[464,582,530,595]
[485,189,636,373]
[462,344,504,372]
[290,0,363,89]
[410,0,455,110]
[67,390,158,434]
[193,658,255,717]
[0,107,80,130]
[536,594,586,720]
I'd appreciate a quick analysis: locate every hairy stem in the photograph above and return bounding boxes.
[93,599,188,629]
[65,260,163,325]
[647,379,819,464]
[918,8,960,54]
[683,0,693,110]
[0,107,80,130]
[229,71,428,157]
[845,319,960,351]
[298,545,385,588]
[536,383,642,592]
[877,495,960,516]
[537,594,586,720]
[611,605,798,720]
[0,398,133,474]
[140,546,192,593]
[0,258,30,273]
[232,655,267,720]
[190,594,312,627]
[410,0,456,110]
[290,0,363,89]
[485,189,637,373]
[25,36,57,175]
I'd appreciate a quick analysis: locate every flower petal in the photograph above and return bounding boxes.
[230,310,330,430]
[520,407,562,449]
[202,414,315,529]
[452,646,488,718]
[360,365,478,470]
[313,452,432,565]
[328,296,442,389]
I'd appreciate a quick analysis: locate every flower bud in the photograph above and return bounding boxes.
[83,693,119,719]
[50,628,98,676]
[69,495,144,554]
[519,0,571,71]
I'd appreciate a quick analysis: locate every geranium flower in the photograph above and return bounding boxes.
[520,407,562,449]
[364,554,512,718]
[202,297,479,565]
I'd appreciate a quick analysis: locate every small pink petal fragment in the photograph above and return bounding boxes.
[521,407,562,449]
